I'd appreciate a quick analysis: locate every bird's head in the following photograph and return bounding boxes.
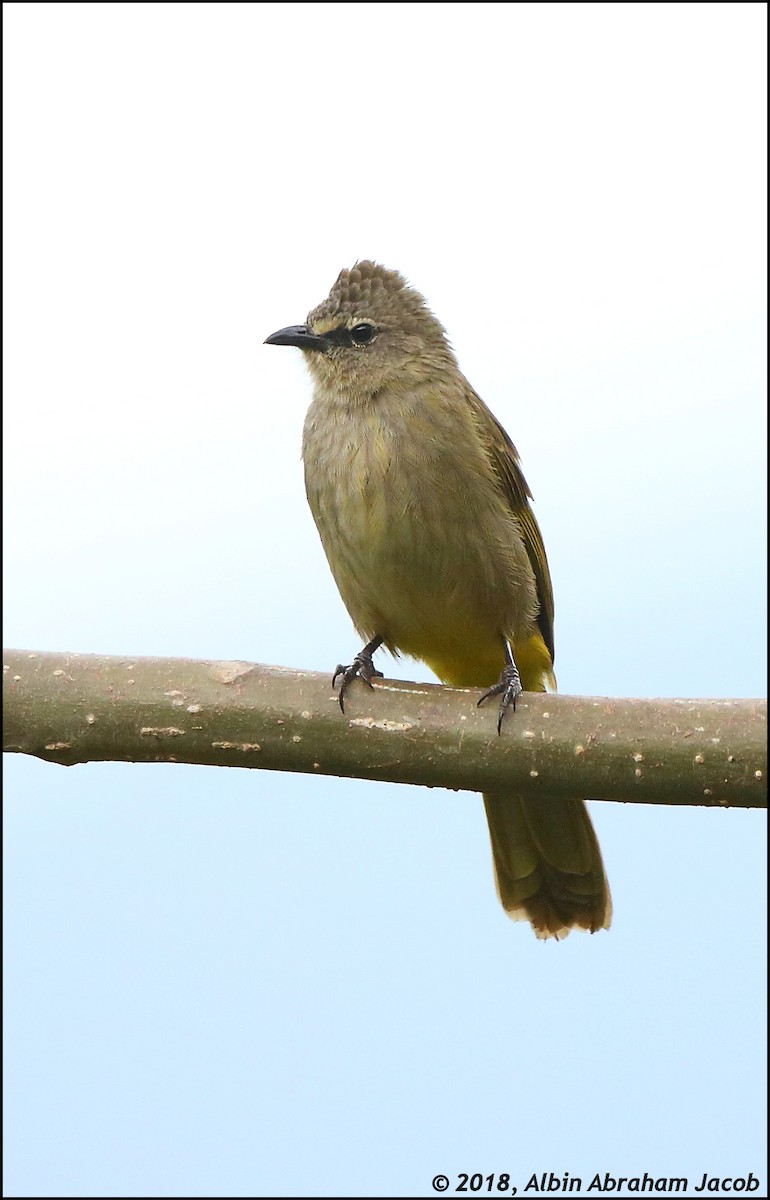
[265,261,457,398]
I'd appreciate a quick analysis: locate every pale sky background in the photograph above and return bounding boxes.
[3,3,767,1197]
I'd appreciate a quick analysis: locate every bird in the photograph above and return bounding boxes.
[265,261,611,939]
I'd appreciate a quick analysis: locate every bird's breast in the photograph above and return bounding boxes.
[301,390,538,670]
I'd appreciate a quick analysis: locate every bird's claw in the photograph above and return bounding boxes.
[477,663,523,734]
[332,652,384,712]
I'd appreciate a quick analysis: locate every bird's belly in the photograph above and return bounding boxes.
[306,434,536,686]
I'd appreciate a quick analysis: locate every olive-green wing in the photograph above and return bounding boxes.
[466,384,555,663]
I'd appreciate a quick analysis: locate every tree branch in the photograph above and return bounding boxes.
[2,649,766,809]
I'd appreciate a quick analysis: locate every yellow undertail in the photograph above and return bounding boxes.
[427,631,611,940]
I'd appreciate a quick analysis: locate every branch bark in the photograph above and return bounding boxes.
[3,648,766,809]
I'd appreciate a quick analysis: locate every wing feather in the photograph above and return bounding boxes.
[465,385,555,662]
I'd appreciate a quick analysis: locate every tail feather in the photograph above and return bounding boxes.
[483,792,612,940]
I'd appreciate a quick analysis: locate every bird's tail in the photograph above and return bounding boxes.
[482,792,612,939]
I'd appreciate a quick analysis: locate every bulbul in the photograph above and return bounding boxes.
[266,261,611,939]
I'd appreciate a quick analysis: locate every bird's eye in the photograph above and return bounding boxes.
[350,323,376,345]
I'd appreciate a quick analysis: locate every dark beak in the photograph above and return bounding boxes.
[264,324,329,351]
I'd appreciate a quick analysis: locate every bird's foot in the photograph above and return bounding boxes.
[477,662,523,734]
[332,649,384,713]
